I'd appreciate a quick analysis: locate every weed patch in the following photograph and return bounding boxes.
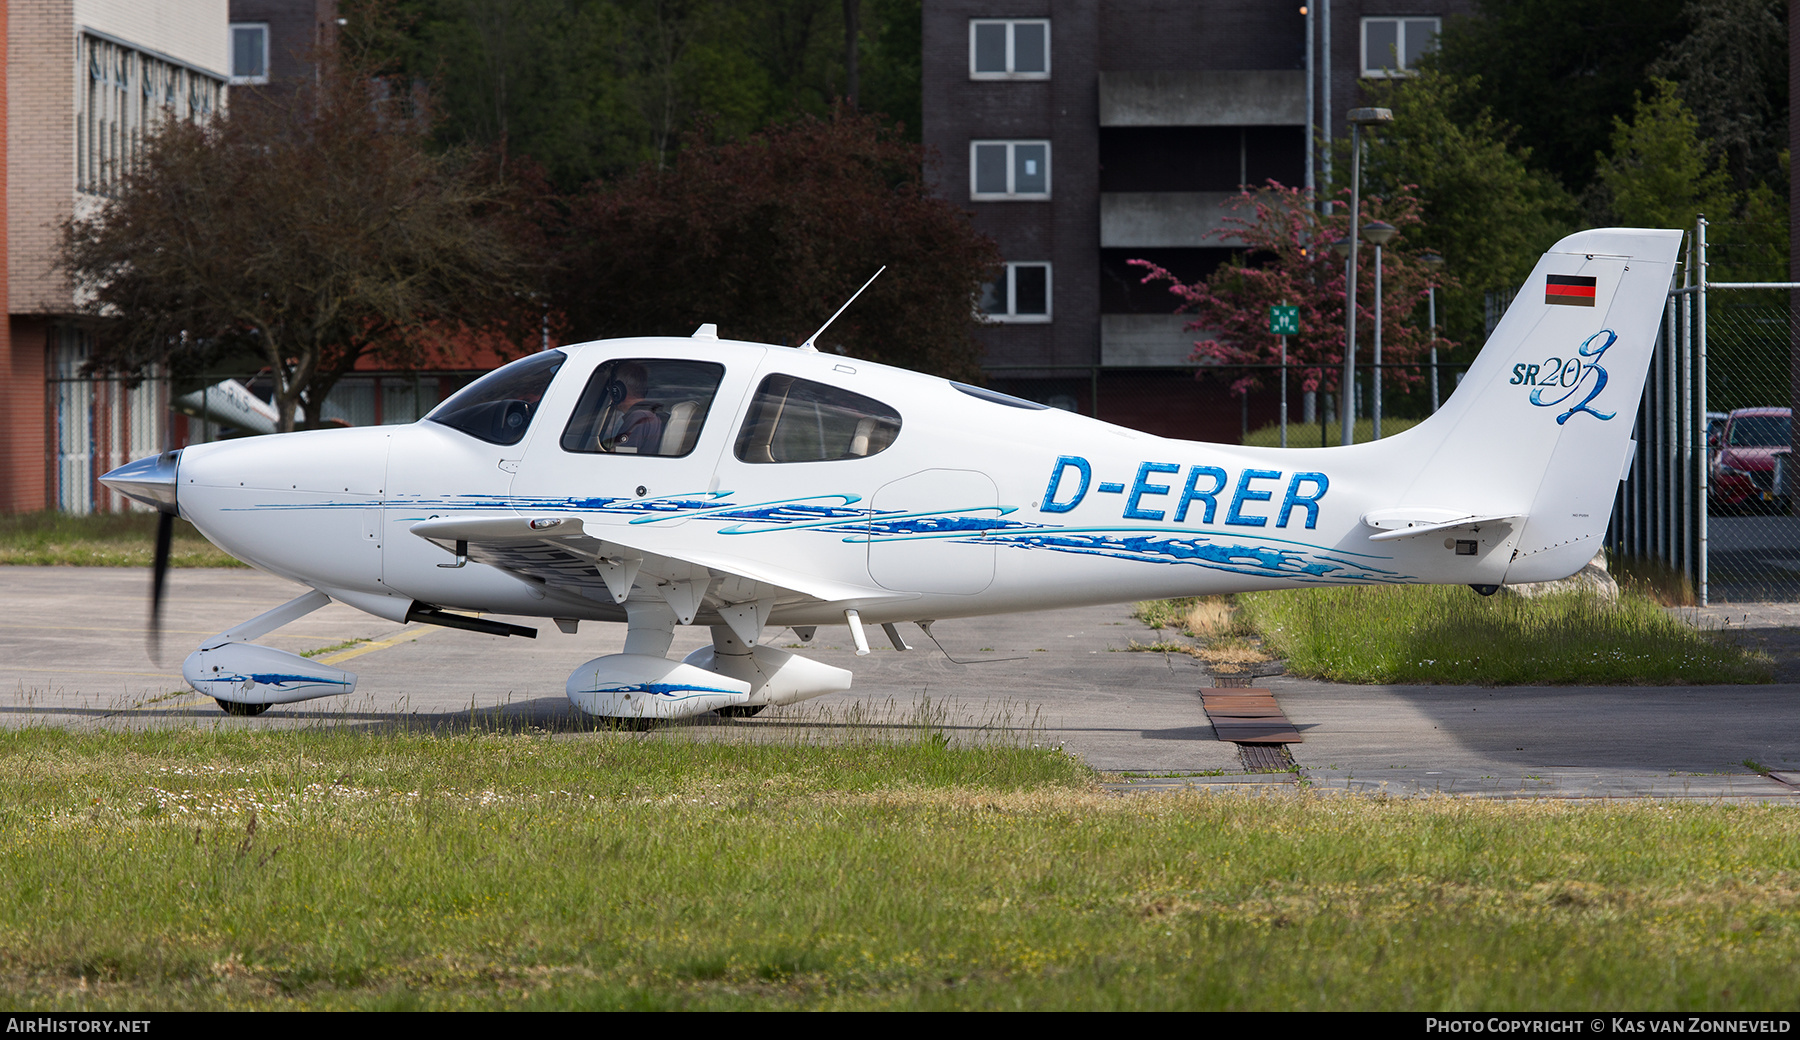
[1231,584,1770,684]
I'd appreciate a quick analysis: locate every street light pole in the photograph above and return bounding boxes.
[1420,251,1445,413]
[1320,0,1331,214]
[1280,330,1289,448]
[1331,234,1352,441]
[1362,220,1397,440]
[1339,107,1392,448]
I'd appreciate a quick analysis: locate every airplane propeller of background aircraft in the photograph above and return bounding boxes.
[101,228,1681,721]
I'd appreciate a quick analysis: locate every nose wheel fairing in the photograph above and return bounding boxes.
[175,589,358,713]
[184,641,357,705]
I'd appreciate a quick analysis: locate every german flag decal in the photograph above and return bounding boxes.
[1545,274,1598,307]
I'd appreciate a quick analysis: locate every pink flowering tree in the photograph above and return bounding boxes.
[1131,184,1456,399]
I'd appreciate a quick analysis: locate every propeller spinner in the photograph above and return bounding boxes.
[98,450,182,661]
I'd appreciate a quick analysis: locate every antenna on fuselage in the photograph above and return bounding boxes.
[799,266,885,353]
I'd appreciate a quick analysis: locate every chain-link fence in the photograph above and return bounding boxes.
[1698,287,1797,602]
[1608,216,1799,605]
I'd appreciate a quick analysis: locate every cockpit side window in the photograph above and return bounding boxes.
[560,359,726,457]
[426,350,565,446]
[733,374,901,464]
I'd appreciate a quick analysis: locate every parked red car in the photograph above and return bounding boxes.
[1710,407,1791,511]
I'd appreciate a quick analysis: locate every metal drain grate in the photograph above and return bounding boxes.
[1212,675,1255,688]
[1200,686,1302,751]
[1239,743,1297,772]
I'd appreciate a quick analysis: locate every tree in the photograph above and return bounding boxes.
[1594,79,1789,279]
[1352,67,1577,346]
[1132,185,1455,400]
[374,0,926,191]
[60,52,538,432]
[1434,0,1689,193]
[554,109,999,380]
[1647,0,1788,196]
[1596,80,1737,233]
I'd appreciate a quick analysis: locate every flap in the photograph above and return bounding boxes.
[408,514,899,609]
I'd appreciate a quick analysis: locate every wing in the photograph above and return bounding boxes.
[408,514,907,640]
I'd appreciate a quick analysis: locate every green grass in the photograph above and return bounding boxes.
[3,726,1800,1009]
[1242,416,1425,448]
[0,511,244,567]
[1232,584,1771,685]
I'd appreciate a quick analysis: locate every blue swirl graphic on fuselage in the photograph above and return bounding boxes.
[229,487,1413,585]
[983,530,1406,583]
[210,672,344,690]
[575,681,741,701]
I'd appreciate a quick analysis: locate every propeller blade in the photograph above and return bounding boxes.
[149,511,173,664]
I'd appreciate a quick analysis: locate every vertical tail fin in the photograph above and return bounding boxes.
[1386,228,1683,583]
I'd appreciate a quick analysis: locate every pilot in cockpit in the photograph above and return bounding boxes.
[598,361,664,453]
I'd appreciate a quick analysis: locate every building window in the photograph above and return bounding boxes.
[970,19,1049,79]
[971,141,1050,199]
[982,263,1052,322]
[1361,17,1440,77]
[77,34,226,197]
[231,23,270,84]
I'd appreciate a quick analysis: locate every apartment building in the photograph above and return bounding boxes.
[923,0,1468,441]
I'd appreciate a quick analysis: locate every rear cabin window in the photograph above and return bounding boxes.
[426,350,565,446]
[733,375,901,463]
[561,359,726,457]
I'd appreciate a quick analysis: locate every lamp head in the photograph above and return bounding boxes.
[1361,221,1398,246]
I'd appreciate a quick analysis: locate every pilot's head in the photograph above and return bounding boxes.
[613,362,649,403]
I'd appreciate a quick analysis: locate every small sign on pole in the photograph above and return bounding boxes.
[1269,306,1299,448]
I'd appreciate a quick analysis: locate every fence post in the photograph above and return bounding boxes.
[1664,298,1676,565]
[1697,216,1709,606]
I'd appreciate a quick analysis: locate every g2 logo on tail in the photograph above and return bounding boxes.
[1509,329,1618,424]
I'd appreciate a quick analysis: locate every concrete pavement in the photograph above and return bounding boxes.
[4,566,1798,801]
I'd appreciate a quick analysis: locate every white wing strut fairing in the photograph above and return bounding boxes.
[100,228,1684,720]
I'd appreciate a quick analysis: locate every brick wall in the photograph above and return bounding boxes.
[1,316,50,513]
[0,4,35,512]
[9,0,76,315]
[925,0,1101,374]
[230,0,335,89]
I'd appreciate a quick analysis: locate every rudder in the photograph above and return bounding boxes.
[1382,228,1683,584]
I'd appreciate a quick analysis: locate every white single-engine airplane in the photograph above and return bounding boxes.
[102,228,1679,721]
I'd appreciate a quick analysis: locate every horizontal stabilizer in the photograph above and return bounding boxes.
[1362,507,1525,542]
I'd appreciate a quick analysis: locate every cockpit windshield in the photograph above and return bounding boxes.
[426,350,566,446]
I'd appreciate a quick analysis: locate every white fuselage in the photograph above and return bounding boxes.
[176,338,1524,628]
